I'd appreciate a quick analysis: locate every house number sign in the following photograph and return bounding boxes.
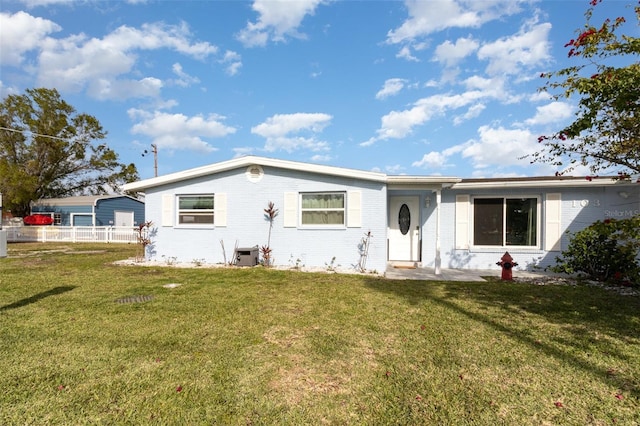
[572,199,600,208]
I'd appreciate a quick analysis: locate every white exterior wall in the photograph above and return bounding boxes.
[143,166,387,272]
[423,185,639,271]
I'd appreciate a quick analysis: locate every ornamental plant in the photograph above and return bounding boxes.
[261,201,278,266]
[550,216,640,285]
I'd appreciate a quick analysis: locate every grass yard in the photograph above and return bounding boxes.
[1,243,639,425]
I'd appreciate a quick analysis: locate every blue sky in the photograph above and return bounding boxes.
[1,0,637,180]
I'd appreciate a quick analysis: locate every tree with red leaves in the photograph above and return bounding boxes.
[531,0,640,178]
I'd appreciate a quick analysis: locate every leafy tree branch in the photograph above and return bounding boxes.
[531,0,640,178]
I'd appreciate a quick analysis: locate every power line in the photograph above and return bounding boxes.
[2,125,160,176]
[0,125,73,142]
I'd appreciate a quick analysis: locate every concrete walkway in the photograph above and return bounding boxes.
[384,265,552,281]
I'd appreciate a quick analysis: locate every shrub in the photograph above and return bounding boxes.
[550,217,640,285]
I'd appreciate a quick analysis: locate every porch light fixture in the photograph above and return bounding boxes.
[424,197,431,208]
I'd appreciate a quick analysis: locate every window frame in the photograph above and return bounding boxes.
[471,195,540,249]
[299,191,346,228]
[176,194,215,227]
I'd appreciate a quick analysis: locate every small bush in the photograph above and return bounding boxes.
[550,217,640,286]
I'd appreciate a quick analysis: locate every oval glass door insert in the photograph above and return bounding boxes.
[398,204,411,235]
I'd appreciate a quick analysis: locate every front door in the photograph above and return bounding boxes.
[388,196,420,261]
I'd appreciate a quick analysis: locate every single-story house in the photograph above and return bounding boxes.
[30,195,145,227]
[121,156,639,273]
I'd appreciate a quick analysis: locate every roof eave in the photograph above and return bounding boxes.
[386,176,461,190]
[122,155,388,192]
[450,178,634,190]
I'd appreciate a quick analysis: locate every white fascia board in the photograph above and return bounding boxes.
[122,155,387,192]
[256,156,388,182]
[387,176,461,190]
[450,178,634,190]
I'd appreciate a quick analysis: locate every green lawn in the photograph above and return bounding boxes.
[1,243,639,425]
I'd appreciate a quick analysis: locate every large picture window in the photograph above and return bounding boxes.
[301,192,345,225]
[178,195,214,225]
[473,197,538,246]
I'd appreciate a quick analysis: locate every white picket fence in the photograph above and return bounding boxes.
[3,226,140,244]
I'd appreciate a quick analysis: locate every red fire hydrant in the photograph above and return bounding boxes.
[496,251,517,281]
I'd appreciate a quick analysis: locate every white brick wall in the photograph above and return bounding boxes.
[430,185,639,271]
[144,166,388,272]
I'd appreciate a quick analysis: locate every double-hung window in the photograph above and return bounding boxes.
[301,192,345,226]
[473,197,538,247]
[177,195,214,225]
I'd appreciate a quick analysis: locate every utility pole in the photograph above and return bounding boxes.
[142,144,158,177]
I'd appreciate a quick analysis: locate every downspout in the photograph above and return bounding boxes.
[435,189,442,275]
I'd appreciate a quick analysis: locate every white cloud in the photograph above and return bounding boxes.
[529,91,553,102]
[433,36,479,67]
[412,143,463,170]
[88,77,163,101]
[387,0,526,44]
[376,78,408,100]
[236,0,327,47]
[524,101,573,126]
[263,136,330,152]
[0,81,20,99]
[225,61,243,76]
[129,109,236,153]
[453,103,485,125]
[171,63,200,87]
[412,151,449,169]
[385,164,405,174]
[396,46,419,62]
[33,20,217,100]
[19,0,73,7]
[459,125,538,169]
[367,91,487,143]
[462,75,498,91]
[0,11,61,66]
[413,125,545,174]
[477,20,552,76]
[219,50,242,76]
[252,113,331,137]
[252,112,332,152]
[311,154,332,162]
